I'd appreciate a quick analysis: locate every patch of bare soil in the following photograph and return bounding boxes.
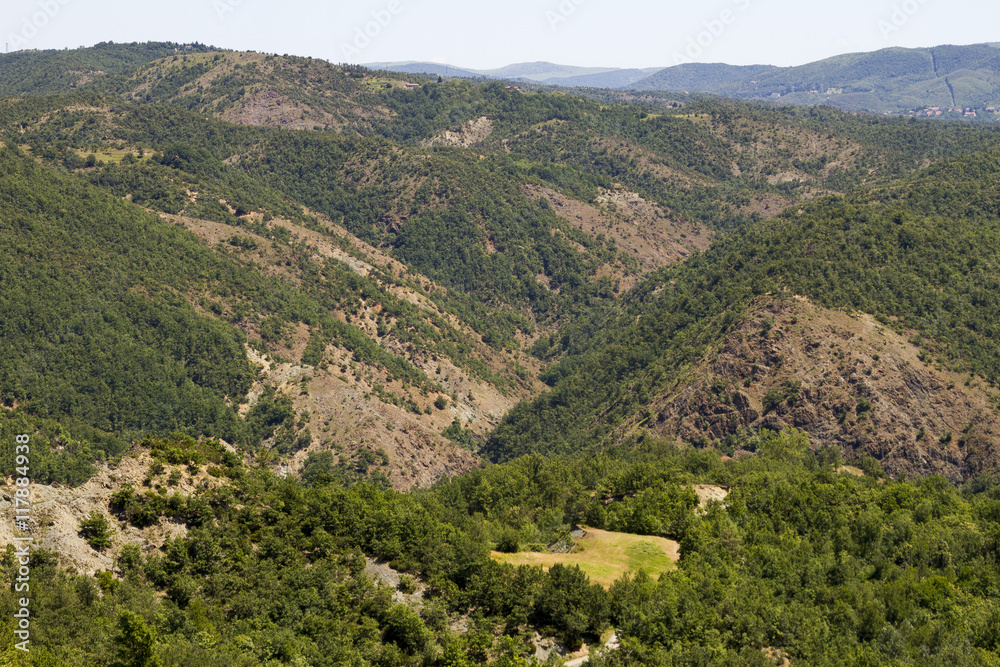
[762,647,793,666]
[220,89,328,130]
[767,171,806,185]
[251,347,488,489]
[526,185,713,290]
[639,296,1000,481]
[422,116,493,147]
[686,484,729,510]
[364,557,426,607]
[0,450,226,576]
[66,70,105,88]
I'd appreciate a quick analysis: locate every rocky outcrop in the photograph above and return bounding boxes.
[642,296,999,481]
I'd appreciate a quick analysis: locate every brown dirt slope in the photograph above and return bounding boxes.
[526,184,712,291]
[638,296,999,481]
[0,450,223,575]
[422,116,493,147]
[159,211,545,489]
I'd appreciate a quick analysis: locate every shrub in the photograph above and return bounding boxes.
[496,528,520,553]
[397,574,417,594]
[762,388,784,414]
[79,510,113,551]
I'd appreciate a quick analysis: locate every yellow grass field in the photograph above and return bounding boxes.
[69,147,150,165]
[490,528,680,589]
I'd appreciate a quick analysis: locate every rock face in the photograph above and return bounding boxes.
[641,296,999,481]
[0,451,219,575]
[163,212,546,491]
[422,116,494,147]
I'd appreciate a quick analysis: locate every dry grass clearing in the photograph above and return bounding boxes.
[490,528,679,589]
[688,484,729,509]
[69,147,150,165]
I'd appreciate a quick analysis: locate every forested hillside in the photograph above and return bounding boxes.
[3,430,999,665]
[1,42,999,666]
[629,44,1000,115]
[376,44,1000,118]
[0,42,199,97]
[487,143,1000,479]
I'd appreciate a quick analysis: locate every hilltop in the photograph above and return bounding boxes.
[371,43,1000,119]
[2,44,1000,489]
[0,41,999,666]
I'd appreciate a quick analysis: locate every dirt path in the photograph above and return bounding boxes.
[564,632,620,666]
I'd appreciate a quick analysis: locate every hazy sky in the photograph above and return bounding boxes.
[2,0,998,69]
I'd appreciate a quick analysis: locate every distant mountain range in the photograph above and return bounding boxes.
[368,43,1000,115]
[6,42,1000,664]
[365,61,663,88]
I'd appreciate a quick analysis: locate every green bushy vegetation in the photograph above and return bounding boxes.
[0,42,192,97]
[78,511,114,551]
[10,71,999,360]
[0,143,253,441]
[3,45,1000,666]
[2,430,999,664]
[486,142,1000,463]
[0,409,125,486]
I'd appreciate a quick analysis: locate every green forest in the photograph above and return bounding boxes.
[3,431,1000,665]
[0,43,999,666]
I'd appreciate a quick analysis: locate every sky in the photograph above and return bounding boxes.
[2,0,998,70]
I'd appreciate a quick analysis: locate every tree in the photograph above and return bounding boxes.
[382,604,433,654]
[757,427,810,462]
[533,563,609,649]
[79,510,113,551]
[496,527,520,553]
[112,610,162,667]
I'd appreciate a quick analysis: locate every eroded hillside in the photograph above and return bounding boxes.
[638,297,1000,481]
[164,211,541,487]
[4,45,1000,493]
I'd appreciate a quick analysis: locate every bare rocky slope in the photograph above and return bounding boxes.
[0,449,217,576]
[164,210,544,488]
[636,296,999,481]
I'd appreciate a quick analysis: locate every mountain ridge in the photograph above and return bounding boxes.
[368,43,1000,117]
[5,45,1000,490]
[1,41,1000,666]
